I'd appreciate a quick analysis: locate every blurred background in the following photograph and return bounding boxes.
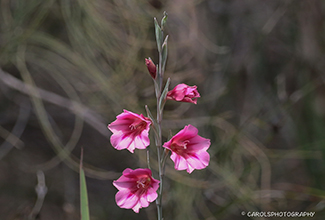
[1,0,325,219]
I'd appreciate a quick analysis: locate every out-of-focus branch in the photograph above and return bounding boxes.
[28,170,48,220]
[0,100,30,160]
[1,68,118,179]
[0,68,109,137]
[0,125,24,149]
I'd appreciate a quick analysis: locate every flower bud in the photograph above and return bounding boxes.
[145,58,157,79]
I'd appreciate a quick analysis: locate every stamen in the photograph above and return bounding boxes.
[171,140,190,154]
[129,124,136,130]
[137,181,145,188]
[129,119,147,132]
[183,140,190,149]
[136,177,151,189]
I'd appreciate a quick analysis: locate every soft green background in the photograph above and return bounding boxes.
[1,0,325,219]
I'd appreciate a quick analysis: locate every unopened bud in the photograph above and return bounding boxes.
[145,58,157,79]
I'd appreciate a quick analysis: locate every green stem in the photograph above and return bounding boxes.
[154,14,168,220]
[155,45,164,220]
[156,89,163,220]
[146,148,151,170]
[158,52,162,90]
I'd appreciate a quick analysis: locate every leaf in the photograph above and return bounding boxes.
[154,17,163,52]
[145,105,155,123]
[161,35,168,76]
[145,105,159,144]
[159,78,170,113]
[161,11,168,31]
[168,129,173,141]
[80,149,90,220]
[153,65,161,98]
[145,105,157,129]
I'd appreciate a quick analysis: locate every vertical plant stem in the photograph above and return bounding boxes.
[158,52,163,90]
[156,40,163,220]
[147,148,151,170]
[154,13,168,220]
[156,88,163,220]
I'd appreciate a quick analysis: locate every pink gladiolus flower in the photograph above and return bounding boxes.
[163,125,210,173]
[113,168,160,213]
[166,83,200,104]
[108,110,151,153]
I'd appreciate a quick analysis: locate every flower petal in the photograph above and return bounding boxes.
[186,151,210,170]
[139,196,150,208]
[171,153,188,171]
[111,133,133,152]
[132,202,142,213]
[129,133,150,150]
[124,168,151,178]
[145,187,159,202]
[115,190,138,210]
[187,136,211,152]
[172,125,198,143]
[113,178,135,191]
[186,164,195,173]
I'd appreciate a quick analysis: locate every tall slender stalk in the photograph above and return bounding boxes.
[153,12,168,220]
[142,12,169,220]
[156,82,164,219]
[155,37,163,220]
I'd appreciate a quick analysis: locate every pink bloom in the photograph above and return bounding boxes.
[113,168,160,213]
[108,110,151,153]
[163,125,210,173]
[166,83,200,104]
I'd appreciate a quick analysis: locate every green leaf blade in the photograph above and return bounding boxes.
[154,17,163,52]
[80,150,90,220]
[159,78,171,113]
[161,35,168,76]
[161,11,168,31]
